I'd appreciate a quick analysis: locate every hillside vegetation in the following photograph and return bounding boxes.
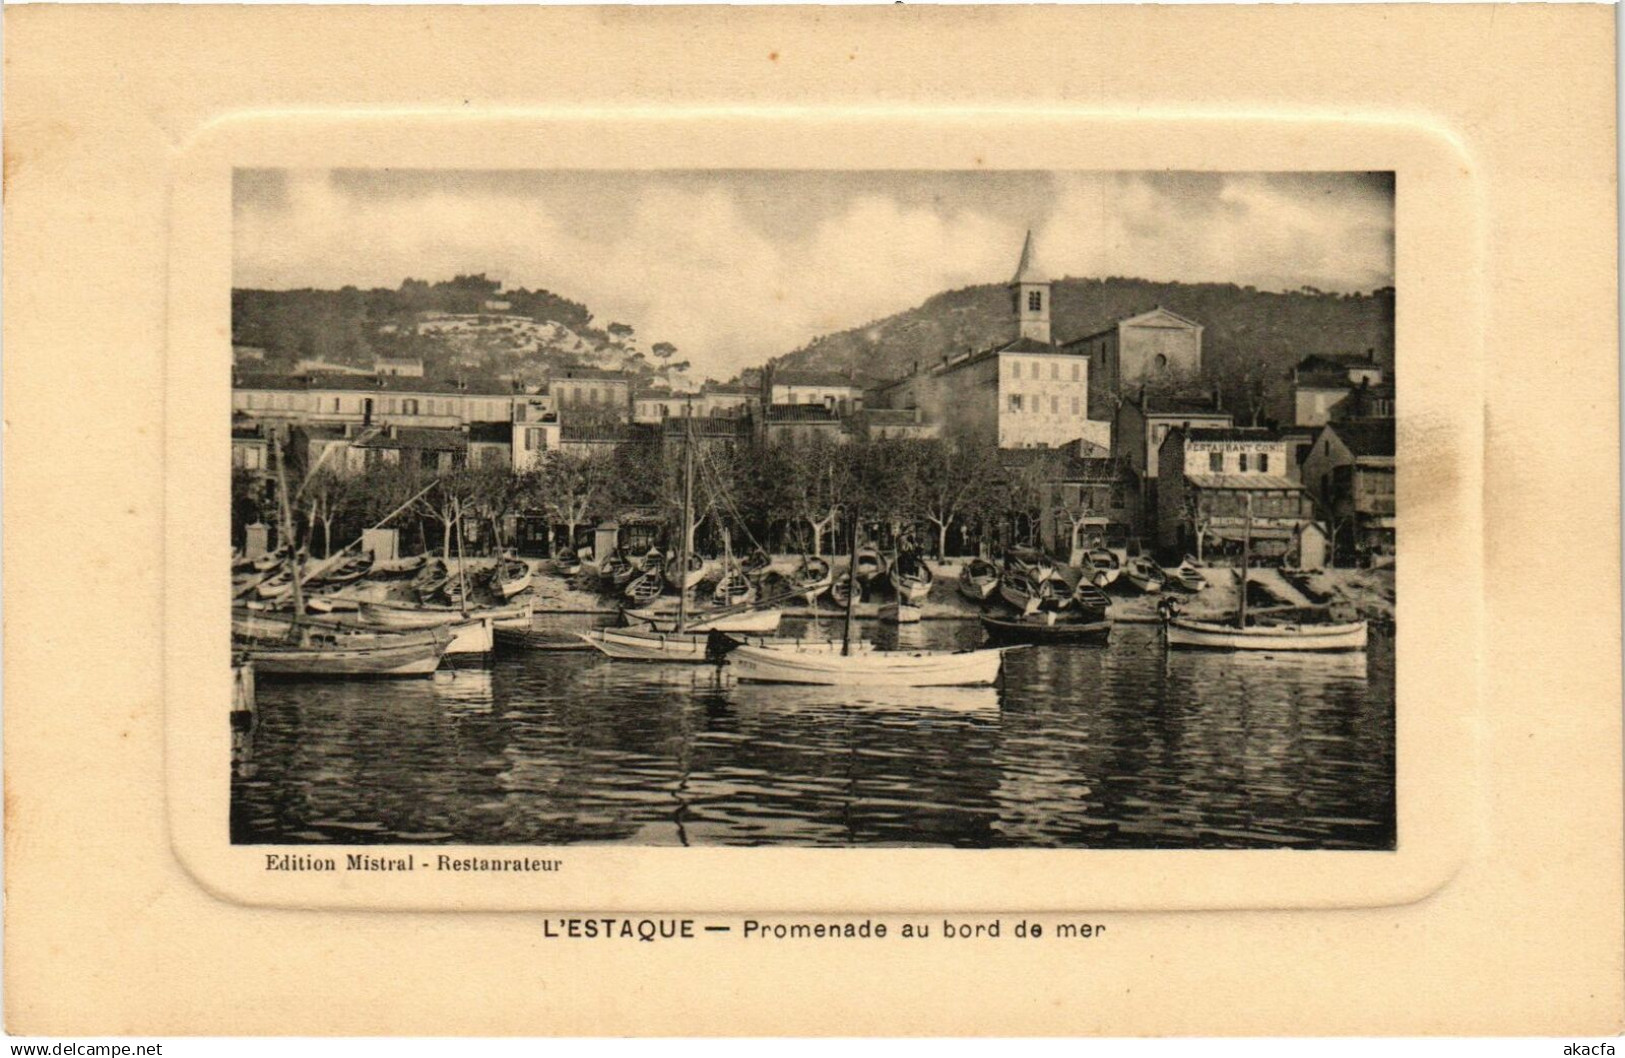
[766,277,1394,425]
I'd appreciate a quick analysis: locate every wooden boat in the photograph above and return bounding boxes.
[1123,557,1166,594]
[711,563,755,608]
[359,598,526,628]
[623,606,783,634]
[255,569,293,600]
[412,559,450,601]
[578,626,754,662]
[1165,617,1368,652]
[440,574,469,609]
[238,636,446,677]
[1169,561,1207,593]
[598,550,635,590]
[741,547,773,579]
[308,551,373,587]
[489,556,533,599]
[494,624,596,652]
[625,569,666,604]
[981,611,1111,644]
[853,547,887,585]
[1163,494,1367,653]
[999,567,1066,614]
[251,547,286,573]
[1070,580,1113,614]
[554,550,583,577]
[827,572,856,608]
[957,557,1001,603]
[665,550,706,591]
[789,555,833,605]
[878,601,921,624]
[728,642,1012,686]
[888,550,934,605]
[1081,548,1121,587]
[1004,545,1056,582]
[372,554,427,575]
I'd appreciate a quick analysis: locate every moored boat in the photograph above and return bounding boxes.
[957,557,1000,603]
[888,550,935,605]
[625,569,666,604]
[728,642,1013,686]
[981,611,1111,644]
[1169,560,1207,593]
[1004,545,1056,582]
[598,550,635,590]
[553,550,583,577]
[623,606,783,634]
[1081,548,1121,587]
[853,547,886,585]
[711,564,755,609]
[1070,579,1113,615]
[789,555,833,605]
[999,567,1066,614]
[665,551,706,591]
[1164,616,1368,652]
[577,626,734,662]
[1122,556,1166,594]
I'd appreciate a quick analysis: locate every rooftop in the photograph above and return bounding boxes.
[1328,419,1396,458]
[1065,305,1203,345]
[551,367,631,383]
[764,403,843,423]
[1125,390,1229,416]
[467,421,512,444]
[353,427,468,452]
[233,372,518,396]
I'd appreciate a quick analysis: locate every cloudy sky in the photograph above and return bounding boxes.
[235,169,1394,379]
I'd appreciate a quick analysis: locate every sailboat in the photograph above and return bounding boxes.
[232,438,451,678]
[583,416,740,661]
[727,512,1017,687]
[1165,496,1368,652]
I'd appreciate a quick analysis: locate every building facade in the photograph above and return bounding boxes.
[1063,306,1204,420]
[761,368,866,415]
[1156,427,1326,567]
[1290,353,1385,427]
[1112,391,1233,539]
[1300,419,1396,561]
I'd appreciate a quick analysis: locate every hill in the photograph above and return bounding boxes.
[232,274,696,389]
[763,277,1395,425]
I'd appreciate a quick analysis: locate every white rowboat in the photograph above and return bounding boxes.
[727,643,1013,686]
[1165,616,1368,652]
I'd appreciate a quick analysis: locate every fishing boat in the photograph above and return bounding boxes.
[238,635,447,678]
[1081,548,1121,587]
[1122,556,1166,594]
[412,559,450,601]
[255,569,293,600]
[625,569,666,604]
[728,510,1015,687]
[888,550,935,606]
[665,550,706,591]
[622,606,783,634]
[1004,545,1056,582]
[741,547,773,580]
[853,547,887,586]
[360,597,529,630]
[789,555,833,605]
[999,567,1067,614]
[1168,560,1207,593]
[981,610,1111,644]
[488,556,533,599]
[372,554,427,576]
[1164,495,1367,653]
[710,537,755,608]
[554,550,583,577]
[957,557,1001,603]
[827,572,857,608]
[251,546,287,573]
[440,573,469,609]
[598,550,635,590]
[307,551,374,587]
[494,624,596,651]
[1070,580,1112,614]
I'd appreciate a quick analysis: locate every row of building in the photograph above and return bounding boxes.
[232,235,1395,565]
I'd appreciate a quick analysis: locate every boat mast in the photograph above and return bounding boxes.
[270,434,307,641]
[677,402,694,633]
[842,508,860,657]
[1238,492,1252,629]
[452,488,471,618]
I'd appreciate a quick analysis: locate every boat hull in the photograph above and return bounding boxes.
[981,614,1111,643]
[579,626,725,662]
[1165,617,1368,652]
[242,640,444,678]
[623,607,783,633]
[728,644,1008,686]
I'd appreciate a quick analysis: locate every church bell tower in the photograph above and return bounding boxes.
[1010,230,1051,344]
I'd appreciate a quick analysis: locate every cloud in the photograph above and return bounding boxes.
[235,170,1393,379]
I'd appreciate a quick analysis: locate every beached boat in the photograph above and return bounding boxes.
[1081,548,1121,587]
[1122,557,1166,594]
[957,557,1001,603]
[553,550,583,577]
[308,551,374,587]
[255,569,293,600]
[1168,561,1207,592]
[888,550,934,606]
[999,567,1067,614]
[625,569,666,604]
[711,563,755,609]
[598,550,636,590]
[741,547,773,580]
[789,555,833,605]
[853,547,887,586]
[489,556,533,599]
[827,572,857,608]
[981,611,1111,644]
[665,551,706,591]
[1004,545,1056,582]
[1070,579,1113,615]
[412,559,450,601]
[251,546,287,573]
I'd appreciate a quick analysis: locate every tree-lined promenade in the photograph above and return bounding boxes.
[233,434,1077,564]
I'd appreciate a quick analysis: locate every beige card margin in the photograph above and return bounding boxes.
[168,114,1470,913]
[5,5,1619,1036]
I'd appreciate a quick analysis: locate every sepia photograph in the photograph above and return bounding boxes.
[228,169,1397,850]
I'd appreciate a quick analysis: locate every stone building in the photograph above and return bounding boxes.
[1300,419,1396,561]
[1155,426,1326,567]
[1289,352,1385,427]
[1062,306,1204,420]
[1111,390,1233,539]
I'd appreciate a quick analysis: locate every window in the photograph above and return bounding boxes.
[1209,451,1223,472]
[332,397,341,413]
[1323,440,1330,456]
[1009,394,1023,412]
[1259,453,1270,473]
[403,399,419,415]
[1071,396,1080,415]
[1012,361,1021,379]
[1071,363,1080,382]
[1153,354,1168,371]
[1050,362,1059,381]
[1028,290,1042,312]
[1240,453,1250,472]
[1052,397,1060,414]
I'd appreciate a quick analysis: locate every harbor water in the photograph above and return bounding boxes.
[231,616,1395,849]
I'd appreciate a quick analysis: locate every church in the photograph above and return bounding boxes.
[877,232,1204,453]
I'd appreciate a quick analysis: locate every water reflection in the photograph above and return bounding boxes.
[232,617,1394,849]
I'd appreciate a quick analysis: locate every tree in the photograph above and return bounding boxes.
[769,434,851,558]
[906,439,998,558]
[298,468,360,557]
[651,341,677,359]
[995,454,1053,549]
[464,464,532,553]
[537,449,616,555]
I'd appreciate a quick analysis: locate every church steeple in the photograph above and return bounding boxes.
[1010,230,1051,344]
